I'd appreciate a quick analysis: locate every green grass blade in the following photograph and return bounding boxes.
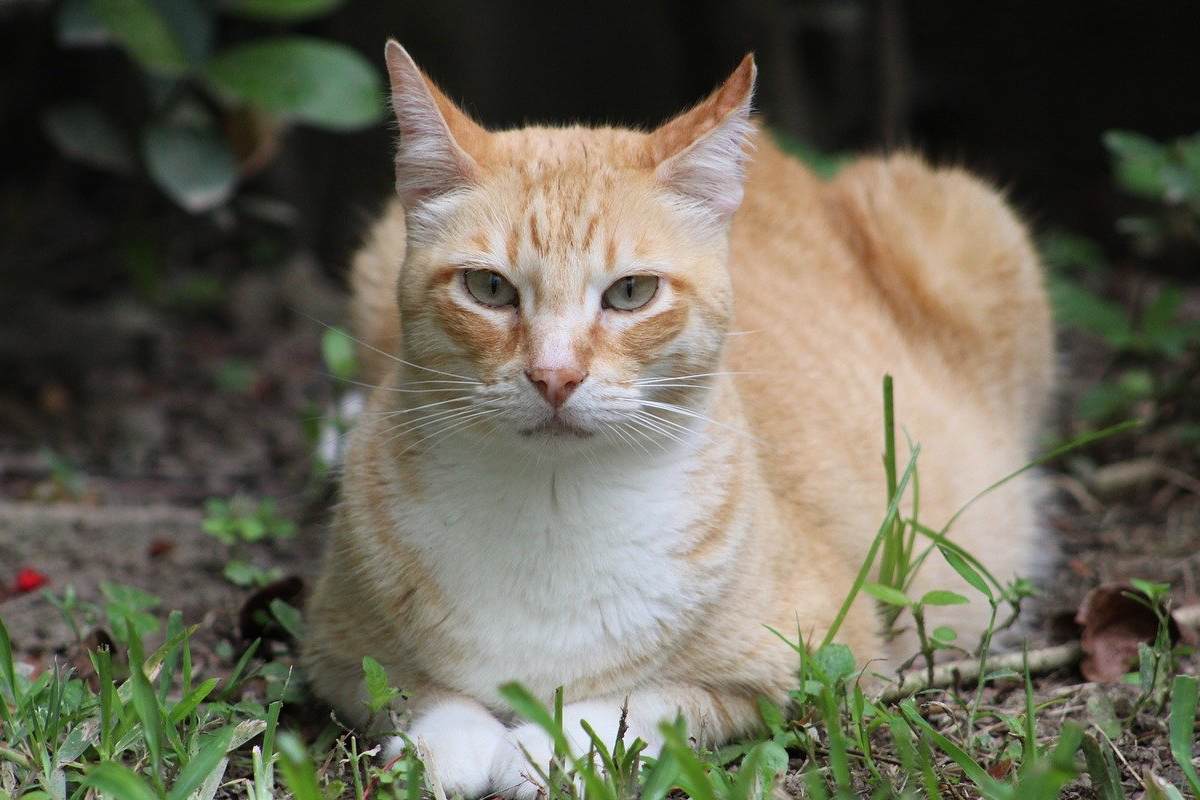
[940,420,1139,535]
[657,718,717,800]
[82,762,158,800]
[497,682,571,758]
[277,732,322,800]
[822,445,920,647]
[640,748,680,800]
[168,678,219,725]
[0,616,19,709]
[1081,734,1126,800]
[900,700,1007,799]
[167,725,235,800]
[218,639,261,701]
[126,622,164,787]
[158,611,184,705]
[1168,674,1200,796]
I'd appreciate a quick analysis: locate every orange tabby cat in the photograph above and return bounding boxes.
[304,42,1053,797]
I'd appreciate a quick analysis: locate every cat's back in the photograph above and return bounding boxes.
[726,138,1054,566]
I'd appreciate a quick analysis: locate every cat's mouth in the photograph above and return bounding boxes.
[521,418,593,438]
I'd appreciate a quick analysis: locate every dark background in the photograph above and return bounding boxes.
[1,0,1198,391]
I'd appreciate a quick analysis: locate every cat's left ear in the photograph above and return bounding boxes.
[649,54,757,223]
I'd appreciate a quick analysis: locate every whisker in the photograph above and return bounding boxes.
[397,409,500,456]
[626,417,674,452]
[623,399,761,443]
[380,404,485,441]
[630,412,693,449]
[363,396,474,418]
[332,376,478,395]
[631,370,760,385]
[297,310,481,382]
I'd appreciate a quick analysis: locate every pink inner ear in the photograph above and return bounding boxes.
[648,54,756,165]
[384,41,490,203]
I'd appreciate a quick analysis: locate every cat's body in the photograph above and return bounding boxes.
[304,44,1053,798]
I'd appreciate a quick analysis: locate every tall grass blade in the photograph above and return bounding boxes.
[1168,674,1200,796]
[167,725,235,800]
[82,762,158,800]
[1081,734,1126,800]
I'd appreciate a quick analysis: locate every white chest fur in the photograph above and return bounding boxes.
[386,439,717,703]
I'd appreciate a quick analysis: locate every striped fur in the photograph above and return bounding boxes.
[304,42,1054,798]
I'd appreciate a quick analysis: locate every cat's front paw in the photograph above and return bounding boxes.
[489,722,558,800]
[393,699,507,797]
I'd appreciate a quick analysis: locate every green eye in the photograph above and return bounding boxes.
[602,275,659,311]
[464,269,518,307]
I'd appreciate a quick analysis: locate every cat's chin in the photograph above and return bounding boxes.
[519,418,594,439]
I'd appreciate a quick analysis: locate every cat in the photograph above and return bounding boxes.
[302,40,1054,798]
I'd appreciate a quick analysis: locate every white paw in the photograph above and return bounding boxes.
[490,721,558,800]
[489,700,632,799]
[392,699,507,798]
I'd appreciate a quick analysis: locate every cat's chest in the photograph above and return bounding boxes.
[391,457,705,698]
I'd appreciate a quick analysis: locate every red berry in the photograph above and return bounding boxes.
[14,568,48,593]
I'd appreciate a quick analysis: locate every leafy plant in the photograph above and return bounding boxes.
[44,0,384,213]
[202,495,295,586]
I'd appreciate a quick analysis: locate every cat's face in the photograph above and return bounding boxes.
[385,43,755,451]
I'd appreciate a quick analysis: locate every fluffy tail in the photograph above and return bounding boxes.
[349,199,407,385]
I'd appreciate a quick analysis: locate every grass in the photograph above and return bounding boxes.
[2,378,1195,800]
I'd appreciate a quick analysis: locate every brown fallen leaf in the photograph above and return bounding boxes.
[1075,582,1198,683]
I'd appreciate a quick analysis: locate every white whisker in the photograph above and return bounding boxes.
[298,311,481,382]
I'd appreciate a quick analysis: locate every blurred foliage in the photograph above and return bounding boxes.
[43,0,384,214]
[1045,130,1200,432]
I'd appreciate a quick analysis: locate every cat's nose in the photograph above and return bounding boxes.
[526,367,587,409]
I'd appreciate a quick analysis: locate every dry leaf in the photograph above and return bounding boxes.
[1075,582,1197,683]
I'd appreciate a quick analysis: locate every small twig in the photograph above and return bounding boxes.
[882,603,1200,701]
[882,643,1082,701]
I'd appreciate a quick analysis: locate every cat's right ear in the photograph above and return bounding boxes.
[384,41,487,206]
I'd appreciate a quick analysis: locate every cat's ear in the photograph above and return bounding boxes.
[384,41,487,206]
[649,54,757,223]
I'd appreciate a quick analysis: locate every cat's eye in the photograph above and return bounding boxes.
[463,269,518,308]
[602,275,659,311]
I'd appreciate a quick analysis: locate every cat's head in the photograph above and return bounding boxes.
[385,42,755,451]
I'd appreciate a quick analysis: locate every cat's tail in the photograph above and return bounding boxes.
[348,199,407,385]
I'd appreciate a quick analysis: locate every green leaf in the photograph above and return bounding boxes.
[931,625,957,644]
[277,732,322,800]
[143,121,238,213]
[1081,734,1126,800]
[938,546,993,601]
[1168,674,1200,796]
[43,102,133,173]
[224,0,343,21]
[863,582,911,607]
[1049,278,1134,348]
[57,0,111,46]
[321,327,358,381]
[82,762,158,800]
[362,657,401,714]
[811,643,856,685]
[88,0,190,75]
[497,682,571,758]
[1104,130,1169,199]
[920,590,969,606]
[269,599,305,640]
[126,622,163,780]
[1144,772,1187,800]
[204,37,384,130]
[167,726,235,800]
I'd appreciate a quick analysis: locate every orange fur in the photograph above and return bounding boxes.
[306,43,1054,792]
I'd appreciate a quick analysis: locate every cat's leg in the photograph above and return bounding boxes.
[490,687,761,799]
[387,695,509,798]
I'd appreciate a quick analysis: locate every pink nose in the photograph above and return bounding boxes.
[526,367,587,409]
